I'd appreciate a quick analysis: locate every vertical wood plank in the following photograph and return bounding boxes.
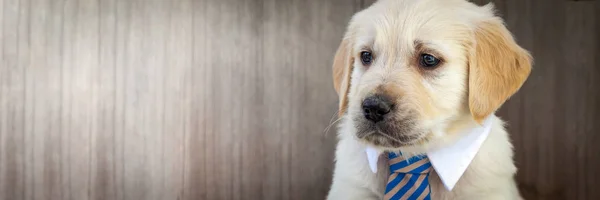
[123,2,146,198]
[0,0,4,194]
[20,0,33,199]
[162,0,192,199]
[61,0,100,199]
[527,0,566,199]
[119,1,151,199]
[260,0,354,199]
[91,0,117,199]
[143,1,169,200]
[60,0,75,197]
[29,0,64,199]
[113,1,130,199]
[596,3,600,199]
[564,3,598,200]
[184,0,208,199]
[1,0,26,199]
[261,1,292,198]
[591,26,600,200]
[189,0,263,199]
[59,0,70,197]
[20,0,32,198]
[240,0,267,197]
[45,1,66,199]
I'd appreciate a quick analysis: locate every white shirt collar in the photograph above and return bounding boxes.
[365,117,493,191]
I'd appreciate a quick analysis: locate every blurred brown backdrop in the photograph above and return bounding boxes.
[0,0,598,200]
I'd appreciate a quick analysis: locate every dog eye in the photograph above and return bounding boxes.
[360,51,373,66]
[419,54,440,68]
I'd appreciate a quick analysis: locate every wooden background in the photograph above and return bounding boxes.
[0,0,597,200]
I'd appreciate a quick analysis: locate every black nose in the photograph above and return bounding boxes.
[362,95,392,122]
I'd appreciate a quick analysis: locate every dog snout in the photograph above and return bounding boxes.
[362,95,392,122]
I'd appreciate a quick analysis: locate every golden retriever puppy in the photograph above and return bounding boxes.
[327,0,532,199]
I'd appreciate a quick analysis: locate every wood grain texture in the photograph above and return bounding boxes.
[563,2,599,199]
[0,0,598,200]
[1,0,354,200]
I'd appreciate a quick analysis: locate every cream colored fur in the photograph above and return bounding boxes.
[327,0,531,199]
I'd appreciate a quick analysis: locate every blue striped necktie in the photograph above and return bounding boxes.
[384,152,432,200]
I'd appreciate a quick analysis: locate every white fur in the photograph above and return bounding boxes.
[327,0,524,199]
[328,116,521,200]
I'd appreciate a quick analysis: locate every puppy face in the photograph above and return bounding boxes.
[333,0,531,149]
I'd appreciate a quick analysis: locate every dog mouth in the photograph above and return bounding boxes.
[353,116,423,148]
[360,131,418,147]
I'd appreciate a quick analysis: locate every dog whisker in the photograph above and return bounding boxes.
[324,113,344,136]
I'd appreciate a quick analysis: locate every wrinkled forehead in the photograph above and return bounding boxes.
[349,0,476,57]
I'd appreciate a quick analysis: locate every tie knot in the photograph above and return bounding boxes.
[388,153,432,174]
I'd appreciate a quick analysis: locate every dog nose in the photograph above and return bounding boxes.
[362,95,392,122]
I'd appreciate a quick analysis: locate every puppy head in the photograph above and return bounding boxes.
[333,0,531,149]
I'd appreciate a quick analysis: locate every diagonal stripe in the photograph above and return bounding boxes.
[385,173,404,193]
[399,174,427,200]
[417,185,431,200]
[409,162,432,174]
[389,173,419,200]
[388,156,408,165]
[407,176,430,200]
[387,173,398,184]
[392,158,430,173]
[389,156,427,171]
[384,174,412,200]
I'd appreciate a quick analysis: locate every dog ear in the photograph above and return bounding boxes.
[332,38,354,117]
[468,18,532,123]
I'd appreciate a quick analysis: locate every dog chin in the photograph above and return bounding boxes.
[352,118,424,148]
